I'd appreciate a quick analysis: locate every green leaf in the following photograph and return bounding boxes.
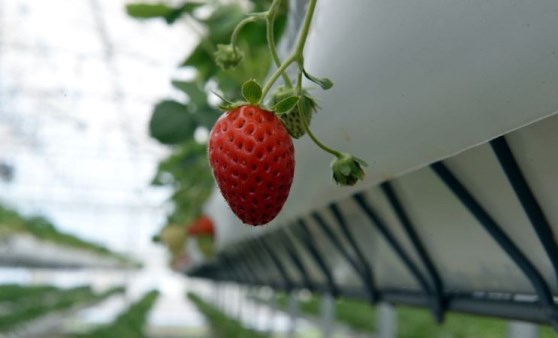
[272,96,299,114]
[126,2,200,24]
[303,68,334,90]
[126,3,173,19]
[171,81,207,106]
[241,79,262,104]
[149,100,198,144]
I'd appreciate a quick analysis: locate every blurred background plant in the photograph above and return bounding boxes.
[125,0,287,259]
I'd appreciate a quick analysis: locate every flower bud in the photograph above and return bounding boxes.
[214,44,244,70]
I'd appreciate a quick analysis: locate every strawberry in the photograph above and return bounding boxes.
[271,86,318,139]
[187,215,214,236]
[208,105,295,226]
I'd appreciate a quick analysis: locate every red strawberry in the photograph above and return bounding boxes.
[208,105,295,226]
[187,215,215,236]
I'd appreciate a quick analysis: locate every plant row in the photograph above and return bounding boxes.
[0,285,124,332]
[0,203,137,266]
[79,289,159,338]
[272,293,556,338]
[187,292,266,338]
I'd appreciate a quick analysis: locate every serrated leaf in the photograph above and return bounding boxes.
[241,79,262,104]
[272,95,299,114]
[303,69,334,90]
[171,81,206,106]
[149,100,197,144]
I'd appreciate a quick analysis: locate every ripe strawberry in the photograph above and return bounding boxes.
[208,105,295,226]
[187,215,214,236]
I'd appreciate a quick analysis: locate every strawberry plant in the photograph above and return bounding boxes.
[127,0,287,230]
[207,0,367,225]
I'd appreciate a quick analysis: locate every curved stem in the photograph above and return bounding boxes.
[267,0,292,87]
[296,61,341,157]
[230,15,261,49]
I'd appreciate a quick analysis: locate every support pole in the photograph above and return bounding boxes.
[287,292,300,338]
[321,294,335,338]
[376,303,397,338]
[507,321,539,338]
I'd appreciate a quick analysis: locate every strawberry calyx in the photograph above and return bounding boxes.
[331,153,368,186]
[214,44,244,70]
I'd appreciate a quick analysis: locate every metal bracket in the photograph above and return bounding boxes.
[256,237,294,292]
[313,209,378,303]
[491,136,558,290]
[276,228,316,292]
[353,192,437,317]
[293,219,339,297]
[381,182,446,322]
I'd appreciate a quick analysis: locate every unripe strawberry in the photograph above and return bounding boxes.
[271,86,318,139]
[208,105,295,225]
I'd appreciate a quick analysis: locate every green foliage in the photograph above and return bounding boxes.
[0,285,124,332]
[151,140,213,225]
[80,289,159,338]
[188,292,267,338]
[125,3,201,24]
[0,204,137,266]
[274,294,557,338]
[149,100,195,144]
[127,0,287,228]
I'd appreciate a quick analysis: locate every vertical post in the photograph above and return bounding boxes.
[268,292,278,336]
[507,321,539,338]
[287,291,300,338]
[321,294,335,338]
[376,303,397,338]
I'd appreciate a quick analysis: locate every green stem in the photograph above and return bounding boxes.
[267,0,292,87]
[293,0,318,56]
[260,55,296,101]
[260,0,318,102]
[230,15,263,50]
[296,61,341,157]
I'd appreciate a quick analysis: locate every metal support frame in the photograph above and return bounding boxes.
[277,228,316,291]
[329,203,378,304]
[256,238,294,292]
[312,209,378,303]
[187,135,558,329]
[294,219,339,297]
[381,182,446,322]
[353,192,439,319]
[490,136,558,289]
[431,161,558,329]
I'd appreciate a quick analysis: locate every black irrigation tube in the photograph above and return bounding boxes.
[431,161,558,329]
[329,205,378,304]
[490,136,558,290]
[294,219,339,297]
[319,206,378,303]
[353,192,437,316]
[276,229,316,291]
[381,182,446,322]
